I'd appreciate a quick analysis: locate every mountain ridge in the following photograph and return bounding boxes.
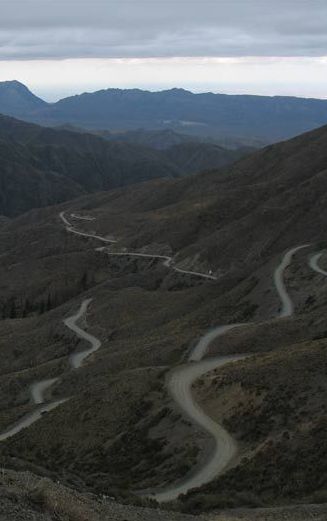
[0,113,247,216]
[2,81,327,142]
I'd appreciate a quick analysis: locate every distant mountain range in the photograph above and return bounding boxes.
[1,81,327,143]
[0,114,246,216]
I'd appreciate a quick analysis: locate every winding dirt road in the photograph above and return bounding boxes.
[0,299,100,441]
[189,325,241,363]
[274,245,310,317]
[151,243,310,502]
[0,398,68,442]
[60,211,116,244]
[152,355,245,502]
[61,212,217,280]
[64,298,101,369]
[30,378,59,405]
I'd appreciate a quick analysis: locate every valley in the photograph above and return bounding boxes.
[0,119,326,520]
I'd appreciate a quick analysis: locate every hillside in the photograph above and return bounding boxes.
[0,115,179,216]
[78,123,327,272]
[0,114,249,216]
[162,142,250,175]
[56,125,252,173]
[2,81,327,142]
[0,124,326,514]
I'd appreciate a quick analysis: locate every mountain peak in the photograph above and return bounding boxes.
[0,80,37,95]
[0,80,47,116]
[1,79,26,88]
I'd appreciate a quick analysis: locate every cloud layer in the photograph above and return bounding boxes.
[1,0,327,59]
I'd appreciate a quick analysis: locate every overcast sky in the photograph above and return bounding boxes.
[1,0,327,100]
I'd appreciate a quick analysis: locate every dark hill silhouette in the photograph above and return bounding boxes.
[0,114,246,216]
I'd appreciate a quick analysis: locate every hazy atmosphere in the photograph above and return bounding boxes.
[1,0,327,99]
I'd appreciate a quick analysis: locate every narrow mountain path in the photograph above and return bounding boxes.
[59,211,117,244]
[0,399,68,442]
[64,298,101,369]
[61,212,217,280]
[0,300,99,441]
[274,245,310,316]
[189,325,241,362]
[70,213,96,221]
[30,378,59,405]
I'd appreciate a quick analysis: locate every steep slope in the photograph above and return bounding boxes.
[0,149,83,216]
[0,113,252,216]
[0,114,185,216]
[73,123,327,274]
[0,125,327,512]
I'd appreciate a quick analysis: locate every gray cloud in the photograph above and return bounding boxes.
[0,0,327,59]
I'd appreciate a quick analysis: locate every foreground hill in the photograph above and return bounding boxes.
[2,81,327,142]
[0,124,326,513]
